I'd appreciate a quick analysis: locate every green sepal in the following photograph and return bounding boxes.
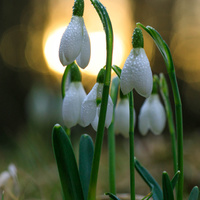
[52,124,84,200]
[71,62,82,82]
[132,27,144,48]
[79,134,94,200]
[188,186,199,200]
[134,158,163,200]
[61,63,81,99]
[136,23,173,73]
[162,171,174,200]
[97,68,106,83]
[105,192,121,200]
[171,170,180,189]
[73,0,84,17]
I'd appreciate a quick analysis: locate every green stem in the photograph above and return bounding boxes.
[108,77,120,195]
[108,122,116,195]
[129,91,135,200]
[160,75,177,174]
[169,71,183,200]
[87,0,113,199]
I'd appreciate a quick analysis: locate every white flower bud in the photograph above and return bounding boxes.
[114,98,136,138]
[59,16,90,68]
[120,48,153,97]
[62,82,86,128]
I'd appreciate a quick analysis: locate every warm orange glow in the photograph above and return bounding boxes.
[43,28,124,75]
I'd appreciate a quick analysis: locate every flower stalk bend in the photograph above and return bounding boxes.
[136,23,183,200]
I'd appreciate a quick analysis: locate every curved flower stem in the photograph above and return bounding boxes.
[136,23,184,200]
[87,0,113,199]
[129,91,135,200]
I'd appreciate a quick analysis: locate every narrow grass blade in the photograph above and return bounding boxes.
[188,186,199,200]
[162,171,174,200]
[105,192,121,200]
[134,158,163,200]
[79,134,94,200]
[52,124,84,200]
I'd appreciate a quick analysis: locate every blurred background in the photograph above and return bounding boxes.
[0,0,200,199]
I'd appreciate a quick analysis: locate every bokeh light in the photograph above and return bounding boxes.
[43,28,124,75]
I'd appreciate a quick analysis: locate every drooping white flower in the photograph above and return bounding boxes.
[114,98,136,138]
[59,15,91,69]
[138,94,166,135]
[81,83,113,131]
[120,28,153,97]
[62,82,86,128]
[62,63,86,128]
[0,164,17,188]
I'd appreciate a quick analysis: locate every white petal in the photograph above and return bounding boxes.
[120,49,135,95]
[8,164,17,179]
[62,83,81,128]
[138,98,150,135]
[81,83,99,127]
[148,95,166,135]
[105,96,113,128]
[91,109,99,131]
[114,98,130,137]
[120,48,153,97]
[59,16,83,66]
[114,98,136,137]
[77,83,87,126]
[76,22,91,69]
[0,171,10,187]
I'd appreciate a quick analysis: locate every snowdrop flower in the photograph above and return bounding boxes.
[114,93,136,138]
[120,28,153,97]
[59,0,90,68]
[138,94,166,135]
[62,63,86,128]
[0,164,17,188]
[81,69,113,131]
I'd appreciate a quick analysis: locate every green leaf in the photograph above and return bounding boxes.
[134,158,163,200]
[136,22,174,73]
[105,192,121,200]
[52,124,84,200]
[162,171,174,200]
[171,170,180,189]
[188,186,199,200]
[79,134,94,200]
[112,65,121,78]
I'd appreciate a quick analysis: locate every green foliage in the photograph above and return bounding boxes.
[79,134,94,200]
[105,192,121,200]
[162,172,174,200]
[188,186,199,200]
[136,23,173,73]
[52,124,84,200]
[134,158,163,200]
